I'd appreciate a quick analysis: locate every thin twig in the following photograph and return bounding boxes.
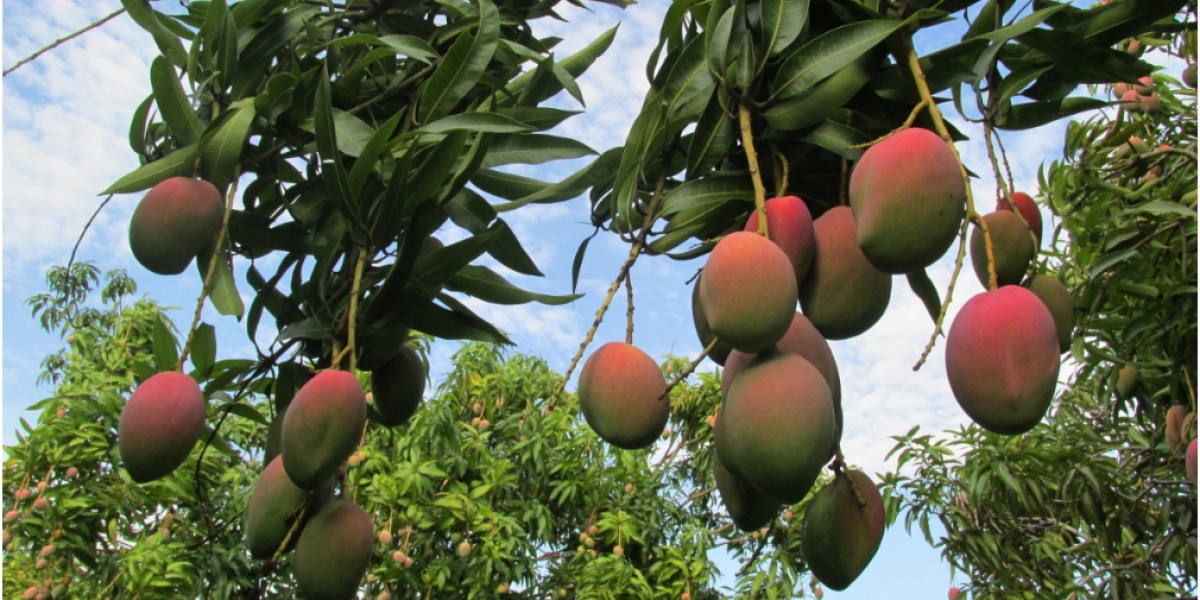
[657,338,719,402]
[912,220,969,371]
[624,270,634,346]
[735,521,775,577]
[3,8,126,77]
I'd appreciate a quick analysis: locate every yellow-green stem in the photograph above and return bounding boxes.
[345,248,368,372]
[178,169,241,371]
[739,104,770,239]
[624,271,634,345]
[657,337,719,403]
[271,497,311,562]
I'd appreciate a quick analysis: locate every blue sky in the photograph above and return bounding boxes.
[4,0,1182,597]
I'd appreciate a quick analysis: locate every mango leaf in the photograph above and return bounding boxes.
[472,169,549,201]
[199,100,256,192]
[773,20,902,101]
[993,64,1053,106]
[687,90,736,179]
[101,144,198,195]
[152,315,180,372]
[150,57,204,146]
[121,0,188,68]
[551,61,586,107]
[571,229,598,294]
[1120,200,1197,218]
[208,247,245,319]
[906,270,942,323]
[707,7,736,78]
[764,50,877,130]
[348,110,405,198]
[417,112,533,135]
[407,131,469,208]
[493,147,622,211]
[445,188,497,234]
[230,0,289,27]
[660,172,754,216]
[494,107,581,130]
[314,65,358,219]
[418,0,499,124]
[410,225,501,289]
[406,295,512,345]
[326,33,438,63]
[996,97,1107,130]
[799,119,868,160]
[222,402,269,426]
[666,191,752,233]
[507,25,618,104]
[1070,0,1189,47]
[275,315,333,343]
[971,4,1068,42]
[489,220,543,277]
[479,133,596,168]
[129,95,154,155]
[662,35,715,120]
[190,323,217,377]
[761,0,808,58]
[447,265,582,305]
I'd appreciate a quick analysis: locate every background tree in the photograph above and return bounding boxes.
[882,26,1198,600]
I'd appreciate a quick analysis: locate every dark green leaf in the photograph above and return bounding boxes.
[190,323,217,377]
[488,220,543,277]
[773,20,902,101]
[799,120,868,160]
[314,65,358,219]
[660,172,754,216]
[493,107,581,131]
[418,0,500,124]
[662,35,716,120]
[996,97,1107,130]
[275,315,333,344]
[571,230,597,294]
[447,265,582,305]
[129,95,154,156]
[150,56,204,146]
[199,100,256,193]
[152,315,179,372]
[507,25,618,104]
[906,270,942,323]
[223,402,269,426]
[445,188,497,234]
[411,225,501,289]
[687,90,736,178]
[101,145,198,195]
[121,0,188,68]
[417,112,534,135]
[406,295,512,344]
[761,0,808,58]
[764,50,879,130]
[348,110,405,199]
[707,7,736,78]
[479,133,596,168]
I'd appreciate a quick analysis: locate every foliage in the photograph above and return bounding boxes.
[881,34,1198,600]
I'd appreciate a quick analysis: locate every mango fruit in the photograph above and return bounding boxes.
[945,287,1060,435]
[996,192,1042,247]
[128,177,224,275]
[294,499,374,600]
[1116,363,1139,400]
[799,206,892,340]
[1166,405,1187,450]
[701,232,798,353]
[282,370,367,490]
[245,456,333,560]
[722,350,835,503]
[850,128,966,274]
[743,196,816,284]
[801,470,885,591]
[370,345,426,427]
[713,451,779,532]
[118,371,207,483]
[578,342,669,450]
[1024,274,1073,353]
[970,211,1035,288]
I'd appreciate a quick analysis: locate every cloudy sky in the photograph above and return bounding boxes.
[5,0,1175,596]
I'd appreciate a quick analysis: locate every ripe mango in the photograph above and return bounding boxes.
[1024,274,1073,353]
[722,350,835,504]
[996,192,1042,247]
[691,279,733,366]
[1166,405,1187,449]
[245,456,333,559]
[128,177,224,275]
[701,232,798,353]
[802,470,885,590]
[799,207,892,340]
[743,196,816,285]
[945,287,1060,435]
[118,371,207,483]
[970,211,1034,288]
[294,499,374,600]
[282,371,367,490]
[578,342,669,450]
[850,128,965,274]
[370,345,426,427]
[714,451,779,532]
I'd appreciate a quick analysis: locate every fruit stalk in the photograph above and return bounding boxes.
[984,124,1038,256]
[271,497,311,563]
[345,248,368,372]
[625,271,634,345]
[657,337,720,403]
[177,167,241,371]
[550,142,677,404]
[911,222,969,371]
[738,104,770,239]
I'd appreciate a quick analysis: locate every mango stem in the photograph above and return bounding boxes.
[178,167,241,372]
[739,104,770,239]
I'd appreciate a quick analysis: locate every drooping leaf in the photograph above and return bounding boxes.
[906,270,942,323]
[418,0,500,124]
[996,97,1107,130]
[199,100,256,193]
[479,133,596,168]
[660,172,754,216]
[190,323,218,377]
[149,56,204,146]
[101,145,198,195]
[314,64,357,219]
[571,230,597,294]
[446,265,582,305]
[121,0,188,68]
[764,49,878,131]
[488,220,543,277]
[410,225,502,289]
[207,247,245,319]
[417,112,534,135]
[761,0,808,58]
[152,315,180,372]
[406,295,512,345]
[275,315,334,343]
[687,89,736,179]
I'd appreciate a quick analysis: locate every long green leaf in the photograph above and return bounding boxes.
[662,35,715,120]
[101,145,198,195]
[687,90,735,178]
[761,0,808,58]
[707,7,736,78]
[660,172,754,216]
[506,25,618,103]
[972,4,1067,42]
[417,112,533,135]
[773,20,902,101]
[199,101,256,193]
[764,50,876,131]
[479,133,596,168]
[314,65,357,219]
[997,97,1107,130]
[406,295,512,345]
[418,0,500,124]
[121,0,188,68]
[348,110,405,198]
[208,248,245,319]
[152,315,179,372]
[488,220,543,277]
[410,225,501,289]
[150,57,203,146]
[447,265,582,305]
